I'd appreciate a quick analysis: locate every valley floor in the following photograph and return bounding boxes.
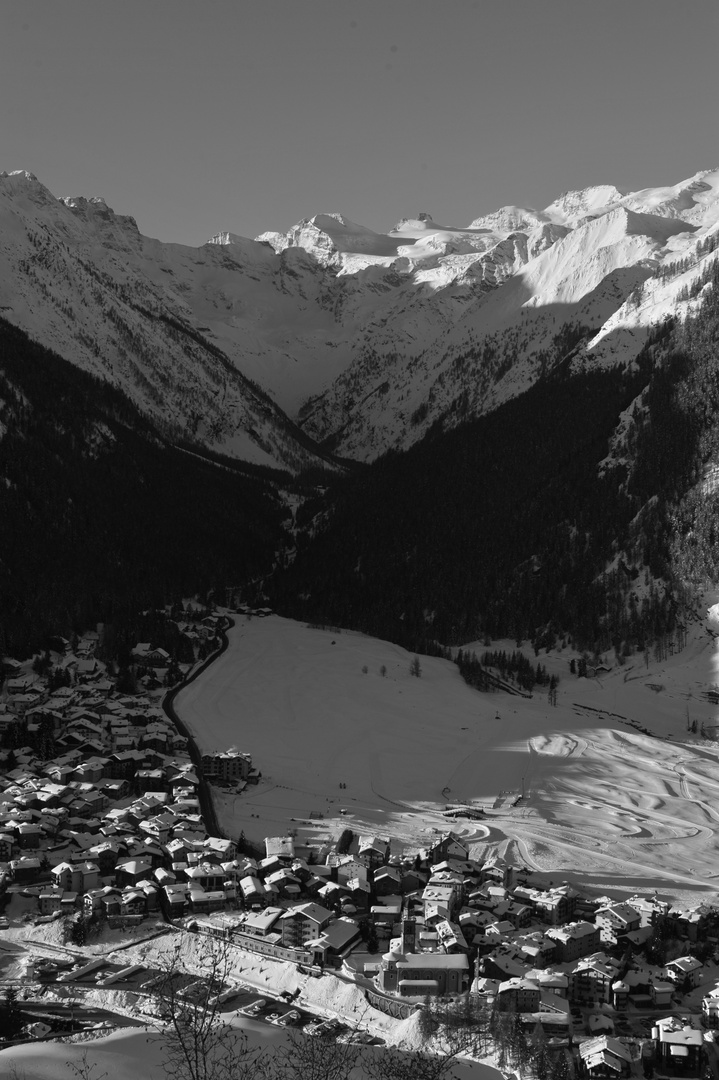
[175,608,719,907]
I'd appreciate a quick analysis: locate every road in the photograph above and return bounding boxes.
[162,616,235,839]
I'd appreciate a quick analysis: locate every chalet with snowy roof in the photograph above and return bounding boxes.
[188,888,226,915]
[131,644,170,666]
[335,855,369,884]
[340,876,371,912]
[15,821,43,848]
[239,875,265,906]
[156,884,186,919]
[51,861,99,893]
[373,865,402,895]
[481,855,515,889]
[427,832,469,865]
[594,902,641,940]
[664,955,703,989]
[115,857,153,888]
[578,1035,632,1078]
[652,1016,704,1073]
[264,836,295,861]
[357,835,390,868]
[650,978,675,1008]
[185,864,226,891]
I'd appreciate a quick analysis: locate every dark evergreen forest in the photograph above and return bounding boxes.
[0,318,287,658]
[1,254,718,664]
[270,261,719,660]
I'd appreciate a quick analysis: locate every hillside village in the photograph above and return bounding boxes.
[2,614,719,1076]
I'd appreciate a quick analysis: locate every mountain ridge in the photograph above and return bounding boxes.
[1,166,717,470]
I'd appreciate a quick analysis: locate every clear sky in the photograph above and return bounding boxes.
[2,0,717,246]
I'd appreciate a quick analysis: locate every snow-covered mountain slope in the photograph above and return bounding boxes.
[1,167,717,466]
[293,169,719,459]
[0,171,343,472]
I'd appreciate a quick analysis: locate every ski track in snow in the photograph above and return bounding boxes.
[174,611,719,903]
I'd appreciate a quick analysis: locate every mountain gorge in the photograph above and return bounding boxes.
[1,166,718,660]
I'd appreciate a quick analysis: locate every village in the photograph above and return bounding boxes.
[1,610,719,1078]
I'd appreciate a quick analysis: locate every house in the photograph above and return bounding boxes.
[578,1035,632,1077]
[571,956,620,1005]
[546,921,600,962]
[279,902,334,948]
[626,894,670,928]
[10,857,42,884]
[239,875,265,906]
[422,881,460,920]
[201,750,252,782]
[594,903,641,939]
[427,833,469,865]
[39,886,65,914]
[115,858,154,888]
[652,1016,704,1074]
[702,987,719,1028]
[264,836,294,862]
[162,883,189,919]
[185,864,226,892]
[664,955,703,990]
[650,978,675,1008]
[373,866,402,896]
[357,835,390,869]
[497,977,541,1012]
[242,907,284,937]
[307,916,362,965]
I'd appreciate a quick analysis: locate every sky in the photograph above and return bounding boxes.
[1,0,717,247]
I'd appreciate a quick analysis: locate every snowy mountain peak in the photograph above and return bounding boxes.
[0,169,60,208]
[468,205,549,232]
[543,184,627,223]
[1,164,717,468]
[1,169,40,182]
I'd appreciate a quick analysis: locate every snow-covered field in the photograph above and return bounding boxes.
[175,609,719,907]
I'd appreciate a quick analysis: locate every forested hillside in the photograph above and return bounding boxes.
[2,255,717,664]
[270,262,719,659]
[0,318,288,657]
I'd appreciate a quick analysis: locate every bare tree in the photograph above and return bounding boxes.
[255,1027,363,1080]
[362,1043,463,1080]
[154,934,261,1080]
[66,1051,109,1080]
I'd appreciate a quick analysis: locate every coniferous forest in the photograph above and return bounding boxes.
[270,263,719,660]
[0,317,286,658]
[1,258,718,663]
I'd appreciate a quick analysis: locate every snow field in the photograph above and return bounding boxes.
[176,612,719,905]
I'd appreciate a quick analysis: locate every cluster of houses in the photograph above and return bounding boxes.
[0,624,256,927]
[191,828,719,1052]
[3,626,719,1071]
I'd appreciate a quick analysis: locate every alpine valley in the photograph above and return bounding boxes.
[1,166,719,658]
